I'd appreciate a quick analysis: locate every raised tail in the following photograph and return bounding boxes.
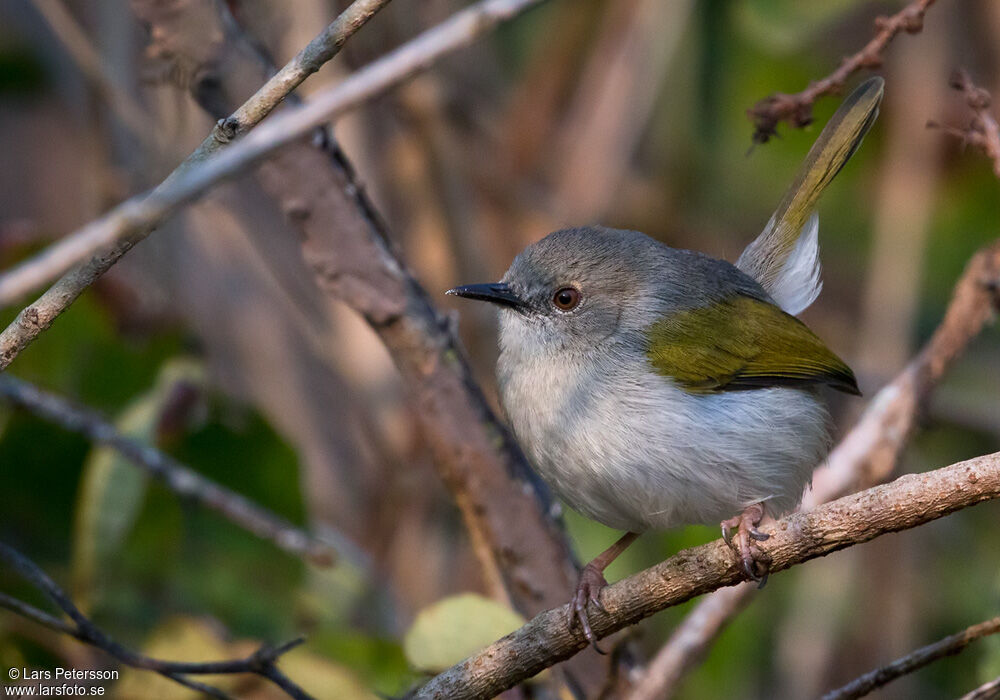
[737,77,884,316]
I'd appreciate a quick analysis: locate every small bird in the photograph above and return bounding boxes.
[448,78,882,647]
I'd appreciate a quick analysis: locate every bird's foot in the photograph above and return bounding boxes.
[721,503,772,587]
[567,563,608,654]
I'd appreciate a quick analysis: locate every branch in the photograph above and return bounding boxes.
[822,616,1000,700]
[626,238,1000,699]
[748,0,937,143]
[928,69,1000,178]
[0,0,543,368]
[0,542,311,699]
[0,0,395,340]
[415,451,1000,699]
[0,375,336,566]
[127,0,587,643]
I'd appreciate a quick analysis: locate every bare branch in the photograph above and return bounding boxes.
[416,452,1000,699]
[928,69,1000,178]
[626,238,1000,699]
[0,375,336,566]
[0,0,392,323]
[0,0,543,361]
[748,0,937,143]
[0,541,311,699]
[822,617,1000,700]
[127,0,588,648]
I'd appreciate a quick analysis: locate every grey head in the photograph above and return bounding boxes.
[447,226,769,358]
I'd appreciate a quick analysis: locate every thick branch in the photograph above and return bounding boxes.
[0,542,311,699]
[127,0,585,637]
[928,69,1000,178]
[0,375,336,566]
[416,452,1000,699]
[822,616,1000,700]
[748,0,937,143]
[627,238,1000,698]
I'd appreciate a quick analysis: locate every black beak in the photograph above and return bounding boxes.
[446,282,525,309]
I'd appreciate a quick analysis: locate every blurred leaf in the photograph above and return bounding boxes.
[736,0,867,53]
[72,358,205,610]
[403,593,525,673]
[114,617,376,700]
[277,648,379,700]
[114,617,241,699]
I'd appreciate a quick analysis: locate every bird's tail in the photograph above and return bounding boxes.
[737,77,884,316]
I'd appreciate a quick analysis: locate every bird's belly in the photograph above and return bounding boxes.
[501,361,829,532]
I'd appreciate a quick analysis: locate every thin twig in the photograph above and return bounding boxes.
[626,239,1000,699]
[0,542,311,699]
[928,69,1000,178]
[0,375,336,566]
[0,0,392,315]
[138,6,597,695]
[748,0,937,143]
[0,0,543,366]
[822,617,1000,700]
[416,452,1000,699]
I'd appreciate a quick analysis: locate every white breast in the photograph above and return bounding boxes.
[498,333,829,533]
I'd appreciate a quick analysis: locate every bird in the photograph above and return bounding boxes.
[447,77,883,648]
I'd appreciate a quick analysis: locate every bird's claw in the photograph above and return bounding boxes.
[568,563,608,654]
[721,503,772,588]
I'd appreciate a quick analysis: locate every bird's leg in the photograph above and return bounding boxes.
[721,502,772,587]
[568,531,639,653]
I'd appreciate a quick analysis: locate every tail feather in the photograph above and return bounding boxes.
[737,77,883,315]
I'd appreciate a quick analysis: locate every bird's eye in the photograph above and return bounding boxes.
[552,287,581,311]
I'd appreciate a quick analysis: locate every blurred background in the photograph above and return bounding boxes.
[0,0,998,697]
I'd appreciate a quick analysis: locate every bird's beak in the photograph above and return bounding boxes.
[446,282,525,310]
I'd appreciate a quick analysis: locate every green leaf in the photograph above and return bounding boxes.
[403,593,526,673]
[72,358,204,610]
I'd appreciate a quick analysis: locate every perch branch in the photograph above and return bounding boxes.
[928,69,1000,178]
[0,542,311,700]
[748,0,937,143]
[822,616,1000,700]
[415,451,1000,699]
[0,375,336,566]
[626,238,1000,699]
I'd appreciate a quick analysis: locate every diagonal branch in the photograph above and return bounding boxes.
[415,451,1000,699]
[822,616,1000,700]
[625,238,1000,699]
[928,69,1000,178]
[0,542,312,699]
[0,0,543,362]
[0,374,336,566]
[748,0,937,143]
[126,0,587,644]
[0,0,394,340]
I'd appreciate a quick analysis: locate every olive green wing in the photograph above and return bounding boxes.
[645,295,859,395]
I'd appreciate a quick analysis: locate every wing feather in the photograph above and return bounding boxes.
[645,295,860,395]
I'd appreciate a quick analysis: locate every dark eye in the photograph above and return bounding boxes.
[553,287,581,311]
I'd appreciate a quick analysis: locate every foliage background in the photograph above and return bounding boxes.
[0,0,998,697]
